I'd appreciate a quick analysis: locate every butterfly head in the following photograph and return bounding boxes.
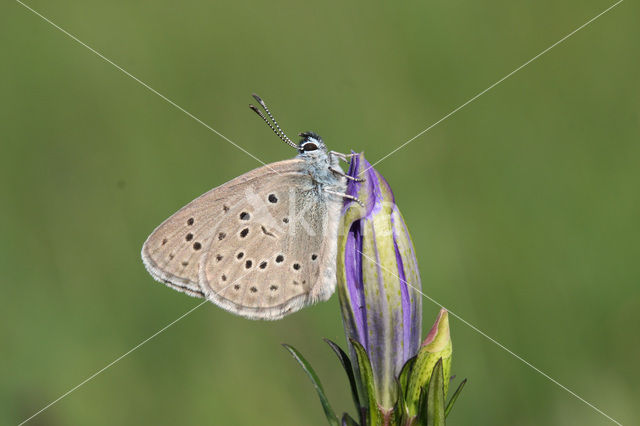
[248,94,329,163]
[297,132,327,157]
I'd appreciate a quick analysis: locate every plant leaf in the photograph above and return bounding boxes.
[324,338,362,418]
[349,338,381,426]
[444,378,467,418]
[282,344,339,426]
[423,358,445,426]
[342,413,360,426]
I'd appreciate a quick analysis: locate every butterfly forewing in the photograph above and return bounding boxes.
[142,160,301,297]
[141,202,216,298]
[141,159,342,319]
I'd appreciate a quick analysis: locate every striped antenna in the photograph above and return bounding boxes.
[251,94,297,147]
[249,102,298,149]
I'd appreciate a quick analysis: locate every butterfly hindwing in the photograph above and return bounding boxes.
[198,170,343,319]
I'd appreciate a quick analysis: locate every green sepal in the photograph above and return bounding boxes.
[282,344,339,426]
[341,413,360,426]
[406,311,452,417]
[405,347,441,417]
[324,338,362,419]
[349,338,381,426]
[392,378,409,426]
[419,358,445,426]
[398,355,417,396]
[444,378,467,418]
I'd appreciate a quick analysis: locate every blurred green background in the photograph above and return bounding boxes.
[2,0,638,424]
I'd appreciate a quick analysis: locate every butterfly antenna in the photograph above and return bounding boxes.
[249,104,298,149]
[250,94,297,148]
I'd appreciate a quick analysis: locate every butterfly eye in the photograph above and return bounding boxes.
[302,142,318,152]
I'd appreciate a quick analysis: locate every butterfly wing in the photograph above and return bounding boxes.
[141,159,308,299]
[197,166,345,320]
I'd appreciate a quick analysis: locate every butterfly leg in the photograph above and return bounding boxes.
[329,152,366,181]
[324,188,364,206]
[329,151,357,163]
[329,166,365,182]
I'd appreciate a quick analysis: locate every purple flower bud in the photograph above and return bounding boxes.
[337,153,422,409]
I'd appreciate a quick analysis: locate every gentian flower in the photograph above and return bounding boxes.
[337,153,423,410]
[283,153,465,426]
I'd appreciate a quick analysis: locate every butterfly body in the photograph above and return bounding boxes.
[141,131,349,320]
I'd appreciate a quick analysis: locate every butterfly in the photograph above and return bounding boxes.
[141,94,362,320]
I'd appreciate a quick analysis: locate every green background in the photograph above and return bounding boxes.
[2,0,638,424]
